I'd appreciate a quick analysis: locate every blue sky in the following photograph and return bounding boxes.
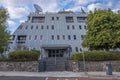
[0,0,119,33]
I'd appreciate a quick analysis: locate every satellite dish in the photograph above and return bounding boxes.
[81,8,86,14]
[34,4,43,13]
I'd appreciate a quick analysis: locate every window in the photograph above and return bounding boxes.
[73,35,76,40]
[51,35,54,40]
[63,35,65,40]
[47,25,49,29]
[66,16,74,22]
[75,47,78,52]
[56,17,59,20]
[79,25,82,29]
[31,25,33,29]
[67,25,69,30]
[36,25,38,29]
[35,35,37,40]
[41,25,44,29]
[77,17,86,22]
[72,25,75,29]
[32,17,45,23]
[81,35,84,40]
[80,48,82,52]
[57,35,59,40]
[52,17,54,20]
[68,35,71,40]
[84,25,86,29]
[51,25,54,30]
[29,35,31,40]
[40,35,43,40]
[26,25,28,29]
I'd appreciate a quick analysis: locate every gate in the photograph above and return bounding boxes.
[38,58,69,71]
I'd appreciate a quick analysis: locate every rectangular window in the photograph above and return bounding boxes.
[51,25,54,30]
[63,35,65,40]
[51,35,54,40]
[47,25,49,29]
[40,35,43,40]
[66,16,74,23]
[77,17,86,22]
[73,35,76,40]
[41,25,44,29]
[72,25,75,29]
[67,25,69,30]
[52,17,54,20]
[84,25,86,29]
[56,17,59,20]
[36,26,38,29]
[79,25,82,29]
[81,35,84,40]
[35,35,37,40]
[75,47,78,52]
[26,25,28,29]
[31,25,33,29]
[29,35,31,40]
[32,17,45,23]
[57,35,59,40]
[68,35,71,40]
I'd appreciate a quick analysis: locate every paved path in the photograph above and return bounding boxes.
[47,77,120,80]
[0,71,120,80]
[0,71,120,77]
[0,76,120,80]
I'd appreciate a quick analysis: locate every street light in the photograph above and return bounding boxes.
[80,48,87,75]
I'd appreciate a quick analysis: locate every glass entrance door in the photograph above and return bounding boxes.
[48,49,64,57]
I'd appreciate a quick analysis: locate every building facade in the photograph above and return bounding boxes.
[9,5,87,59]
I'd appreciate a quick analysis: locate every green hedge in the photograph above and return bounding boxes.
[70,50,120,61]
[8,50,40,61]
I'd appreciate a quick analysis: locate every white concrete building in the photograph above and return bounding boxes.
[9,5,87,59]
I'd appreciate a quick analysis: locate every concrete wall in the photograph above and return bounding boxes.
[0,61,38,72]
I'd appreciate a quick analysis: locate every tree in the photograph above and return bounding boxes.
[0,7,9,53]
[82,9,120,51]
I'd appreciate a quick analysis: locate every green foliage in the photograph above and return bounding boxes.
[8,50,40,61]
[70,52,83,60]
[0,7,10,53]
[70,51,120,61]
[82,9,120,51]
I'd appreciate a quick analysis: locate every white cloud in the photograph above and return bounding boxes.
[7,6,30,19]
[87,3,110,11]
[32,0,59,12]
[19,20,25,23]
[7,20,16,26]
[76,0,95,5]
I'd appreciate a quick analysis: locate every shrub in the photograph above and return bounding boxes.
[70,50,120,61]
[8,50,40,61]
[70,52,83,60]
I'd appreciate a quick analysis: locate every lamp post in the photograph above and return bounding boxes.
[80,48,87,75]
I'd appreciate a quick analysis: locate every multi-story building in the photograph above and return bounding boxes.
[9,4,87,59]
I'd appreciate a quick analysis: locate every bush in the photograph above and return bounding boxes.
[70,50,120,61]
[70,52,83,60]
[8,50,40,61]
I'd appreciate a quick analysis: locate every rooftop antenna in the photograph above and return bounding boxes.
[34,4,43,13]
[81,8,86,14]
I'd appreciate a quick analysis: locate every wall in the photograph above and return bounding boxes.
[68,60,120,72]
[0,61,38,72]
[0,61,120,72]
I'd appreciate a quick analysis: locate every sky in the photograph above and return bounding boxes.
[0,0,120,33]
